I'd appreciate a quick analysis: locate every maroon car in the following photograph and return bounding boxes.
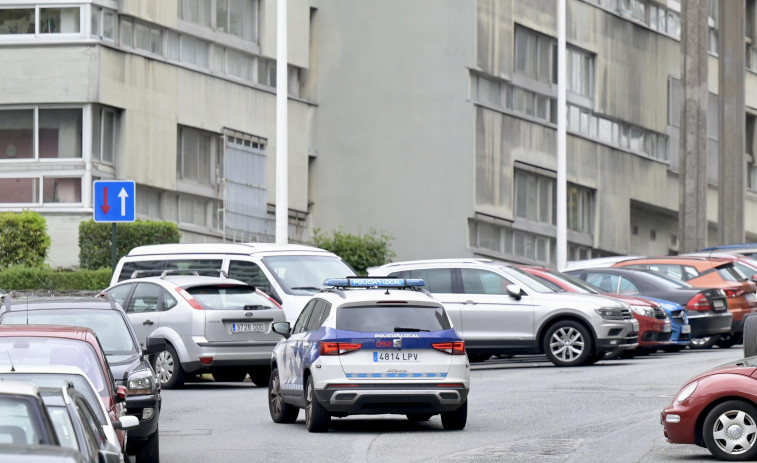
[662,357,757,460]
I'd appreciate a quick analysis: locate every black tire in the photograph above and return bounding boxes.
[691,335,722,350]
[662,345,685,353]
[441,400,467,430]
[584,353,605,365]
[132,425,159,463]
[152,344,186,389]
[703,400,757,461]
[248,366,271,387]
[305,376,330,432]
[406,413,433,422]
[212,367,247,383]
[543,320,593,367]
[745,315,757,357]
[717,333,741,349]
[268,368,299,423]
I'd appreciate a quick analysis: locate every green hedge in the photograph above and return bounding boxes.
[0,210,50,269]
[310,228,395,275]
[0,266,112,291]
[79,219,181,270]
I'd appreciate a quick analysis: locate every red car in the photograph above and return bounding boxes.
[0,325,129,451]
[520,266,672,356]
[662,357,757,460]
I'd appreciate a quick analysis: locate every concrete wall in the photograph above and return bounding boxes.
[312,0,477,261]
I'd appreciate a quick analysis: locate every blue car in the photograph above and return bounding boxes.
[641,296,691,351]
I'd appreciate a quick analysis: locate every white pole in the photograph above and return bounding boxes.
[275,0,288,244]
[556,0,567,270]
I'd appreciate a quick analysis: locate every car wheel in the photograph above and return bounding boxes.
[691,335,722,350]
[152,344,186,389]
[268,368,299,423]
[212,367,247,383]
[248,366,271,387]
[543,321,593,367]
[745,315,757,357]
[718,333,742,349]
[132,425,159,463]
[305,376,330,432]
[703,400,757,461]
[406,413,433,422]
[441,400,467,430]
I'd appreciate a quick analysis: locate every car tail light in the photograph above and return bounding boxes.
[319,342,362,355]
[432,341,466,355]
[177,287,204,310]
[687,293,713,311]
[724,288,745,298]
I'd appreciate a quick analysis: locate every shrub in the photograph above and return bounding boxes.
[310,228,395,275]
[0,266,112,291]
[79,219,181,270]
[0,210,50,269]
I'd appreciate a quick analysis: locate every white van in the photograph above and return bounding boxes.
[111,243,356,322]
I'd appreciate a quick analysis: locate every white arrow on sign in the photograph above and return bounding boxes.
[118,187,129,216]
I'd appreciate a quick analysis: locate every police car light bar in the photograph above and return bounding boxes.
[324,278,425,288]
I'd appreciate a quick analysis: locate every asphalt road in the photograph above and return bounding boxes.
[158,348,744,463]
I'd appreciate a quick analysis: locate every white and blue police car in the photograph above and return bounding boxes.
[268,277,470,432]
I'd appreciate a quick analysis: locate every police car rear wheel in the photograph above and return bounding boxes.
[441,401,467,430]
[407,413,433,422]
[305,376,330,432]
[268,368,298,423]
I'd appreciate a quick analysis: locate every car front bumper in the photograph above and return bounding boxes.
[594,319,639,351]
[123,392,161,445]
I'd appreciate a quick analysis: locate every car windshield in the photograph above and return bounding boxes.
[0,338,108,397]
[337,305,452,332]
[1,309,138,355]
[499,267,558,293]
[0,396,42,445]
[0,373,105,425]
[263,255,356,295]
[185,285,274,310]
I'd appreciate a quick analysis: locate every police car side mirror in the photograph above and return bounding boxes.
[506,284,524,301]
[272,321,291,339]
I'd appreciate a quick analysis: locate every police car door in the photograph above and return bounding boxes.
[281,300,318,398]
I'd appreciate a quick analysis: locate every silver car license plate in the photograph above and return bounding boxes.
[231,322,265,333]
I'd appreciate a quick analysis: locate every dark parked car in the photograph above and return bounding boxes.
[0,297,165,463]
[565,267,732,343]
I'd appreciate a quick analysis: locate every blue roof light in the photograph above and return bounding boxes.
[323,277,425,288]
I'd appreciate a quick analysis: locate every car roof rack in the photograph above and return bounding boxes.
[129,269,228,279]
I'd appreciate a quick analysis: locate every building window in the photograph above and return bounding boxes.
[0,176,81,205]
[179,0,211,27]
[0,8,35,34]
[0,6,82,36]
[43,177,81,203]
[258,58,276,88]
[0,107,82,160]
[181,35,210,69]
[90,7,116,42]
[514,169,594,234]
[747,114,757,190]
[135,22,162,55]
[92,106,117,165]
[177,126,216,186]
[216,0,258,42]
[0,178,38,203]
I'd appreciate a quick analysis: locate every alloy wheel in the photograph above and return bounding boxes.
[549,327,585,362]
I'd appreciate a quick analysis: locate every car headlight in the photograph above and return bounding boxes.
[630,305,655,317]
[595,307,626,320]
[127,370,156,395]
[676,381,698,403]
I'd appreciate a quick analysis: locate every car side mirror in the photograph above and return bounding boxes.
[506,284,524,301]
[143,337,166,356]
[115,385,128,404]
[112,415,139,430]
[272,321,291,339]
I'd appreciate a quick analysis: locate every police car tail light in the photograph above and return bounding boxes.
[177,288,204,310]
[320,342,363,355]
[432,341,465,355]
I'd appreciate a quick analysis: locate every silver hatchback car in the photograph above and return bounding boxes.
[102,272,286,388]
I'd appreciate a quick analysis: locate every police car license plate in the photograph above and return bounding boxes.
[231,322,265,333]
[682,325,691,334]
[373,352,420,362]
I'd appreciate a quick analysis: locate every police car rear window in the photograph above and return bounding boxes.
[336,305,451,333]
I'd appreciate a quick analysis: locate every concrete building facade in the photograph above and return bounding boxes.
[2,0,757,269]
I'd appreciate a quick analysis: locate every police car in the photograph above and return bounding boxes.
[268,277,470,432]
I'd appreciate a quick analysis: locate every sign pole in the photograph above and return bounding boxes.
[112,223,117,275]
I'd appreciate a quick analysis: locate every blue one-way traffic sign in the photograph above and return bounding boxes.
[94,180,135,222]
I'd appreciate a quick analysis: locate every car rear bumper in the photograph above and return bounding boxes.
[314,385,469,415]
[687,311,733,337]
[182,338,278,371]
[124,392,161,445]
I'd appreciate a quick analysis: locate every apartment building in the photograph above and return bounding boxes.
[311,0,757,266]
[0,0,314,267]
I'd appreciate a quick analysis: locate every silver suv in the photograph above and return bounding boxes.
[103,272,286,388]
[368,259,639,367]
